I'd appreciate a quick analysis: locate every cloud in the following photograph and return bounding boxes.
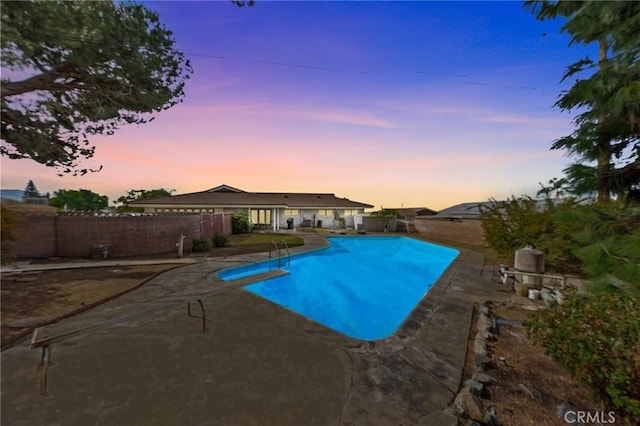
[170,102,396,128]
[478,113,567,127]
[281,109,396,128]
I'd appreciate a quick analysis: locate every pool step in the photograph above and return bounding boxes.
[224,268,290,287]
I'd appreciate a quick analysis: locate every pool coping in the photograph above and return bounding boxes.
[215,233,467,351]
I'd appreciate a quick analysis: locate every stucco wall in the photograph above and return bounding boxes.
[362,216,398,232]
[281,209,360,229]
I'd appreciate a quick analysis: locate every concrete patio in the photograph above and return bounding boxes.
[1,234,510,425]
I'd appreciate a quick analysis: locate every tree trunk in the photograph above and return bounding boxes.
[596,39,611,203]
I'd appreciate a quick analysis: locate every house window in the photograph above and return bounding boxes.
[251,209,272,224]
[318,209,333,216]
[284,209,299,216]
[344,209,359,216]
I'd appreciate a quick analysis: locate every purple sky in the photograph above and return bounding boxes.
[1,1,593,210]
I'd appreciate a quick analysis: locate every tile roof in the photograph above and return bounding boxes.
[130,187,373,209]
[430,199,564,219]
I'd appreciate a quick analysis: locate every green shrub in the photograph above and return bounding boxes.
[211,232,229,248]
[479,196,578,271]
[232,212,253,234]
[553,202,640,290]
[191,238,210,253]
[526,288,640,418]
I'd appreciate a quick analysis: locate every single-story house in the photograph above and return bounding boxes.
[129,184,374,232]
[428,202,487,220]
[388,207,438,219]
[428,199,564,221]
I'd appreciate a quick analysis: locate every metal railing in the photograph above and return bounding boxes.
[269,240,291,268]
[498,265,567,289]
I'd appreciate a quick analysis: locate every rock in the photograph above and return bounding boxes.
[477,313,493,333]
[473,337,487,356]
[495,317,523,328]
[464,379,484,395]
[474,354,492,368]
[472,369,497,384]
[476,329,495,341]
[417,408,457,426]
[453,388,485,421]
[483,404,501,425]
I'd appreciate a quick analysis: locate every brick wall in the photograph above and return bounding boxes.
[55,215,202,258]
[8,213,234,259]
[10,214,56,258]
[412,217,485,246]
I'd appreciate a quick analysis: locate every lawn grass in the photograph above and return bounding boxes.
[411,234,503,266]
[228,233,304,249]
[227,231,502,266]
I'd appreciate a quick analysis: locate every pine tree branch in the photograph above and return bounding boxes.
[1,62,77,98]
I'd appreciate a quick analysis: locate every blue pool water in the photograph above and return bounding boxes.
[217,236,459,340]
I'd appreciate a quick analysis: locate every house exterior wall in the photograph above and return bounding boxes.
[280,209,363,229]
[133,205,366,229]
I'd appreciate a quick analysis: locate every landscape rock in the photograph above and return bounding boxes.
[477,313,493,333]
[417,408,457,426]
[476,329,495,341]
[464,379,484,395]
[473,337,487,356]
[453,388,485,421]
[474,354,492,368]
[472,369,497,384]
[483,404,501,425]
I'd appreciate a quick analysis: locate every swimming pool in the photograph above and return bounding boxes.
[217,236,459,340]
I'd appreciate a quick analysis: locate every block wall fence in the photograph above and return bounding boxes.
[411,217,485,246]
[8,213,232,259]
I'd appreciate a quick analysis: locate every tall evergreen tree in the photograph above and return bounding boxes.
[525,1,640,202]
[23,180,40,197]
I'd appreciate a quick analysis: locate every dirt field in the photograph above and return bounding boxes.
[462,303,624,425]
[1,264,181,348]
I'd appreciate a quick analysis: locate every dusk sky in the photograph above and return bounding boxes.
[1,1,594,210]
